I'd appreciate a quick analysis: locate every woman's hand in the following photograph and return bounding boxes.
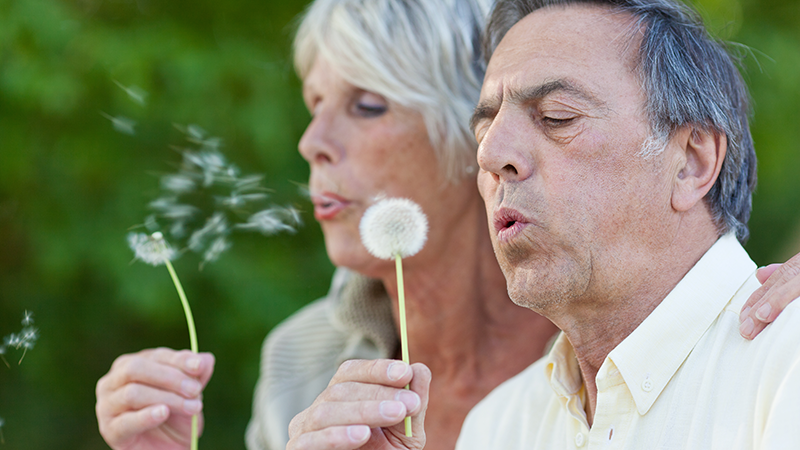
[95,348,215,450]
[740,253,800,339]
[287,359,431,450]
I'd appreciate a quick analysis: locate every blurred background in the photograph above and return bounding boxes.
[0,0,798,448]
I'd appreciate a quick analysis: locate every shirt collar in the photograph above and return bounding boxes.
[544,233,756,415]
[610,233,755,414]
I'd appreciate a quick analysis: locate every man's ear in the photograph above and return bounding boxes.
[671,126,727,212]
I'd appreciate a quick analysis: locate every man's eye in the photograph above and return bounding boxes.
[541,116,575,127]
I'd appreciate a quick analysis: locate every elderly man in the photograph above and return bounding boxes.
[282,1,800,449]
[455,0,800,448]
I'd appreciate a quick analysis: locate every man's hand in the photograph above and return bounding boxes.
[740,252,800,339]
[287,359,431,450]
[95,348,215,450]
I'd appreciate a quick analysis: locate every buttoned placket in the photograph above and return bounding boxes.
[588,360,635,449]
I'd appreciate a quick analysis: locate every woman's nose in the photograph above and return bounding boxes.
[298,111,342,166]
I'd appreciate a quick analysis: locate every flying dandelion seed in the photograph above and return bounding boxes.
[100,111,136,135]
[2,310,39,367]
[113,79,148,106]
[134,125,303,269]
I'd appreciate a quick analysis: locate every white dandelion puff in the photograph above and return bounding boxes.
[128,232,176,266]
[359,198,428,260]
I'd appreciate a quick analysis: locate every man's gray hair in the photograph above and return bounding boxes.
[485,0,757,242]
[294,0,493,182]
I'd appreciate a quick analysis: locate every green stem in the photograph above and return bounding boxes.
[395,254,412,438]
[164,259,199,450]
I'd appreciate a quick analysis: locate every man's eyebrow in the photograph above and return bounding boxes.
[470,79,605,133]
[469,101,498,134]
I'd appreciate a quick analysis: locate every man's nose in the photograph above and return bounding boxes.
[476,111,534,184]
[298,111,342,166]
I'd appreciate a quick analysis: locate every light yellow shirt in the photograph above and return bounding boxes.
[457,234,800,449]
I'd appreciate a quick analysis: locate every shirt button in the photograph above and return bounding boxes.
[642,378,654,392]
[575,432,585,447]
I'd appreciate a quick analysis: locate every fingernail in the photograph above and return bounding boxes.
[740,306,751,323]
[181,379,201,396]
[379,400,405,420]
[740,317,754,337]
[347,425,370,442]
[186,356,201,372]
[755,303,772,322]
[151,405,168,420]
[387,362,408,381]
[396,389,420,413]
[183,399,202,414]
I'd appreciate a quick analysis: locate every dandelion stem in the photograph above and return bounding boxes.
[395,254,412,438]
[163,258,199,450]
[0,355,9,369]
[18,348,26,365]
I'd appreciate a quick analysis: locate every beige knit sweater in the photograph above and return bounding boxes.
[245,268,398,450]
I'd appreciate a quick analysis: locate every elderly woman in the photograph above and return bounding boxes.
[95,0,800,449]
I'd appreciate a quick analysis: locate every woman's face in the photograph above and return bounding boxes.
[299,56,477,276]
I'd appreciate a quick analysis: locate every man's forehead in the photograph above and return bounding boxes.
[483,3,641,94]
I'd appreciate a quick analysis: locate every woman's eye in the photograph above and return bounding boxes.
[355,103,387,117]
[353,91,388,117]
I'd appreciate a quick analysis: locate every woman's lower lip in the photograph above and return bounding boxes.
[496,221,527,242]
[314,201,349,221]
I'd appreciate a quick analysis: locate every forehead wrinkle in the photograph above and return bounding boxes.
[507,79,607,111]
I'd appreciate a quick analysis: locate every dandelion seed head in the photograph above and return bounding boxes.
[22,310,34,326]
[359,198,428,260]
[128,232,176,266]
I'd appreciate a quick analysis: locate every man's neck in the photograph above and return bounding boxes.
[551,227,720,426]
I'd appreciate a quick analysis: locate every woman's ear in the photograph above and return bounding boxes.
[671,126,727,212]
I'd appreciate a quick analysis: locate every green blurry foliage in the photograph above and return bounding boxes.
[0,0,798,448]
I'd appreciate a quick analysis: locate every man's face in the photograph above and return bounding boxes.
[473,5,678,314]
